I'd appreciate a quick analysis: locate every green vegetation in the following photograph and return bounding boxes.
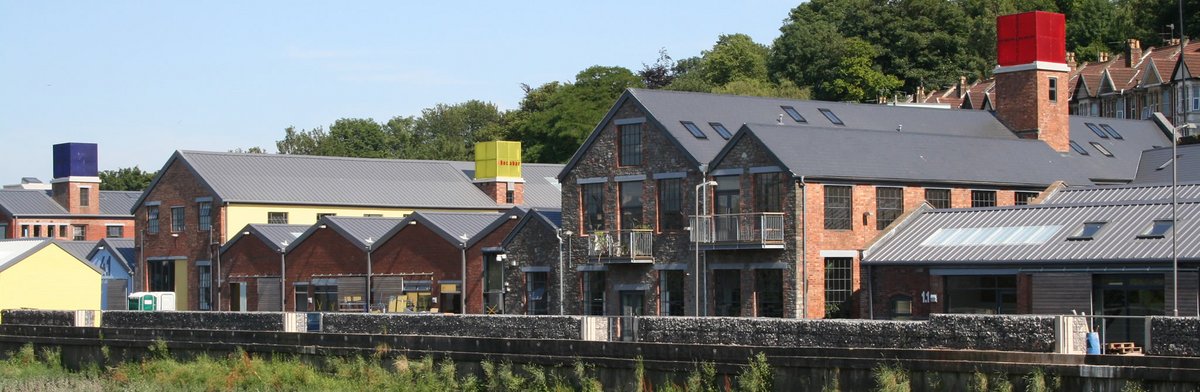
[874,362,911,392]
[99,166,156,191]
[1024,368,1060,392]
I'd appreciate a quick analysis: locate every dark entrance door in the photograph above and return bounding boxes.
[619,290,644,341]
[1094,274,1164,346]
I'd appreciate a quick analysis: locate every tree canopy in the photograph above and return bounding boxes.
[100,166,157,191]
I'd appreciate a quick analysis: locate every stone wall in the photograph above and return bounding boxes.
[0,310,77,326]
[321,313,583,340]
[1150,317,1200,356]
[637,314,1057,352]
[102,311,287,332]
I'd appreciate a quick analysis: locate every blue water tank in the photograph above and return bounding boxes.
[52,143,98,178]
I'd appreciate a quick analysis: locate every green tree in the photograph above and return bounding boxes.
[275,126,326,155]
[697,34,770,86]
[817,38,903,102]
[99,166,157,191]
[408,100,505,161]
[318,118,398,159]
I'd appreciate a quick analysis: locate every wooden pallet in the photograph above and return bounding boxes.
[1106,342,1144,355]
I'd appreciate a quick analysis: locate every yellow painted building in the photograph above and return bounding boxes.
[0,240,101,311]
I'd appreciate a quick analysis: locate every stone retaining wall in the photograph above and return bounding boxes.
[321,313,584,340]
[1150,317,1200,356]
[101,311,287,332]
[0,310,77,327]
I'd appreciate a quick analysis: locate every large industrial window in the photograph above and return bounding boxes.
[971,190,996,208]
[198,265,212,311]
[619,181,644,230]
[293,282,309,312]
[824,257,852,317]
[582,271,606,315]
[755,269,783,318]
[198,201,212,231]
[754,172,783,212]
[925,189,950,209]
[147,206,160,234]
[945,275,1017,314]
[582,183,605,232]
[659,270,684,316]
[526,272,549,315]
[312,279,338,312]
[268,212,289,225]
[619,123,642,166]
[876,187,903,230]
[713,269,741,317]
[824,185,852,230]
[657,178,683,231]
[171,207,185,232]
[1015,192,1039,205]
[148,260,175,292]
[79,187,90,207]
[106,225,123,238]
[72,225,86,241]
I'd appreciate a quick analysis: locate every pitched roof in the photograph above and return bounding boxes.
[289,216,405,253]
[99,191,141,216]
[500,208,562,248]
[87,238,136,274]
[0,190,66,216]
[220,224,310,254]
[380,208,522,249]
[1067,117,1172,183]
[1131,144,1200,184]
[561,88,1019,179]
[863,197,1200,265]
[1043,182,1200,205]
[519,164,564,209]
[718,123,1093,187]
[137,151,505,213]
[0,239,102,274]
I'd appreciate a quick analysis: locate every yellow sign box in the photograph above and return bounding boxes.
[475,141,522,181]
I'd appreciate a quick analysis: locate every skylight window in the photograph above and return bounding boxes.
[1070,141,1090,155]
[1137,220,1174,239]
[681,121,707,139]
[819,108,844,125]
[919,225,1063,247]
[1085,123,1108,138]
[1099,124,1123,139]
[781,106,806,123]
[709,122,732,139]
[1089,142,1114,157]
[1067,222,1106,241]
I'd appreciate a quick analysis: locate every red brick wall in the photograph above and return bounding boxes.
[994,68,1070,153]
[7,216,135,241]
[135,158,221,309]
[476,182,524,205]
[51,181,101,215]
[864,265,940,319]
[220,235,283,311]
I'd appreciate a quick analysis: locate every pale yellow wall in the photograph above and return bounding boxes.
[223,204,489,239]
[0,245,100,310]
[174,259,188,310]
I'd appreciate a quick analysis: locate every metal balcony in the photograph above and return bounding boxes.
[690,213,786,249]
[586,230,654,262]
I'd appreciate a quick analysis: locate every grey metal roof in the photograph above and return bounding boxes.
[321,216,405,250]
[98,191,140,216]
[87,238,136,274]
[727,123,1094,187]
[0,239,103,274]
[519,164,564,209]
[379,208,522,249]
[534,209,562,228]
[1066,117,1172,183]
[0,190,67,216]
[56,241,98,261]
[863,200,1200,265]
[169,151,503,209]
[1131,144,1200,184]
[500,208,561,248]
[1043,182,1200,204]
[221,224,310,255]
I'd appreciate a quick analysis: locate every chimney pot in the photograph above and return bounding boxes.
[1125,39,1142,67]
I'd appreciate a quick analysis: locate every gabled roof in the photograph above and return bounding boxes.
[863,197,1200,266]
[1043,182,1200,205]
[87,238,136,274]
[519,164,565,209]
[560,88,1018,179]
[379,207,523,249]
[1130,144,1200,184]
[98,191,141,216]
[714,123,1092,187]
[0,190,66,216]
[0,239,102,274]
[220,224,309,255]
[134,151,505,213]
[57,240,98,261]
[288,216,405,254]
[500,208,562,248]
[1066,116,1172,183]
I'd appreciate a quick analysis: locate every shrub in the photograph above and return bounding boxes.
[737,352,772,392]
[873,363,910,392]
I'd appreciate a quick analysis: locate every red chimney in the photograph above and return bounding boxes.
[993,11,1071,153]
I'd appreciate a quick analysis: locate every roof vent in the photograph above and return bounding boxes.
[777,114,783,125]
[897,124,903,132]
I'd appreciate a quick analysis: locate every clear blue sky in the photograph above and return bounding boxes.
[0,1,798,184]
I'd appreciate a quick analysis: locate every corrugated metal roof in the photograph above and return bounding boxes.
[322,216,404,250]
[864,200,1200,265]
[0,240,47,270]
[520,164,563,209]
[88,238,136,274]
[251,224,309,252]
[98,191,140,216]
[733,124,1093,186]
[178,151,502,209]
[56,241,97,261]
[0,239,101,274]
[1066,117,1171,183]
[1131,144,1200,184]
[0,190,67,216]
[417,211,506,245]
[1043,183,1200,204]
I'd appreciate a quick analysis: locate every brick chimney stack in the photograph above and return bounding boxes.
[957,76,968,99]
[50,143,101,215]
[993,11,1071,153]
[472,141,524,205]
[1125,39,1142,67]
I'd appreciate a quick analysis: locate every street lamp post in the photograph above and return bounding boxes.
[1153,112,1195,317]
[693,180,717,316]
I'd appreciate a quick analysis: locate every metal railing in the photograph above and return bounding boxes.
[586,230,653,259]
[1073,314,1155,354]
[689,213,785,244]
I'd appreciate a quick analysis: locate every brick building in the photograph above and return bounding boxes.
[134,149,559,310]
[218,223,308,311]
[277,216,402,313]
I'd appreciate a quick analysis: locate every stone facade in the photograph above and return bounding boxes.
[322,313,583,339]
[500,215,566,315]
[1150,317,1200,356]
[102,310,287,332]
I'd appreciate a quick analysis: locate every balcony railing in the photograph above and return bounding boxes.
[586,230,653,260]
[690,212,785,245]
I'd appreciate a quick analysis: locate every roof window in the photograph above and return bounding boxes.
[1085,123,1108,138]
[681,121,707,139]
[1099,124,1123,139]
[1069,141,1090,155]
[709,122,732,139]
[819,108,844,125]
[1137,219,1173,239]
[920,225,1063,247]
[1067,222,1106,241]
[1089,142,1114,157]
[781,106,806,123]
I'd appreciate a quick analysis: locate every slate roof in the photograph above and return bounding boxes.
[137,151,505,213]
[500,208,562,248]
[863,198,1200,265]
[1067,117,1172,183]
[719,123,1093,187]
[0,239,102,274]
[87,238,136,274]
[220,224,310,254]
[1130,144,1200,184]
